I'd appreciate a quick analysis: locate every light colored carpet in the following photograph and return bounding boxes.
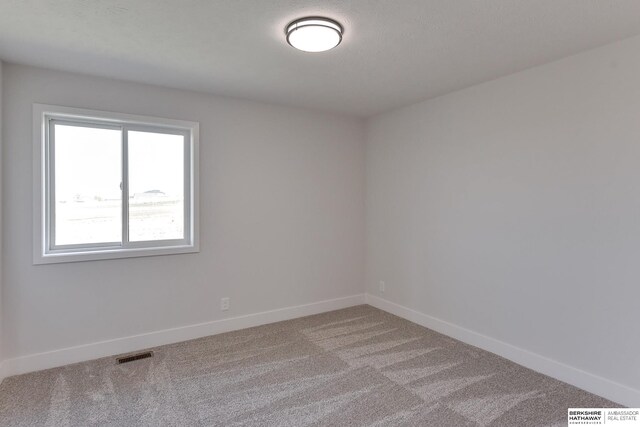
[0,305,618,426]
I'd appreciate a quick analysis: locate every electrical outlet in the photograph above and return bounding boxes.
[379,281,385,293]
[221,297,230,311]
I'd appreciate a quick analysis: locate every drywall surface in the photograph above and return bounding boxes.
[366,35,640,396]
[0,60,4,376]
[2,64,365,360]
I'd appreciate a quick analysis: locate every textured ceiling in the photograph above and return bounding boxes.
[1,0,640,117]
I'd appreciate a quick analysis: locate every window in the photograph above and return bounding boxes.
[33,104,199,264]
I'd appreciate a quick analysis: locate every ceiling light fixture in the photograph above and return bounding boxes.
[286,17,343,53]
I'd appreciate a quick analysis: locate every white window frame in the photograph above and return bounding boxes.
[33,104,200,264]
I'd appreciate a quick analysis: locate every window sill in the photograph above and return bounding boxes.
[33,244,199,265]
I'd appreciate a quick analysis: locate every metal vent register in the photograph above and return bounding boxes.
[116,351,153,364]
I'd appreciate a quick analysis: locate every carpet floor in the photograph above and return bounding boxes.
[0,305,618,426]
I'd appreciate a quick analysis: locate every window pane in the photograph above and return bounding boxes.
[54,124,122,246]
[128,130,185,242]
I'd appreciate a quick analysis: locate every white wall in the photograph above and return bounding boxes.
[366,35,640,404]
[2,64,365,365]
[0,60,4,380]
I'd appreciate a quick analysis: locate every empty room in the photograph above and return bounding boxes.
[0,1,639,426]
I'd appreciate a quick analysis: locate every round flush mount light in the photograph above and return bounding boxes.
[286,17,343,53]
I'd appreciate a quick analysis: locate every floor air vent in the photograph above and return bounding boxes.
[116,351,153,364]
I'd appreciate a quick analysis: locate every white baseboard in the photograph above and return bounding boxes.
[365,293,640,407]
[1,294,366,379]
